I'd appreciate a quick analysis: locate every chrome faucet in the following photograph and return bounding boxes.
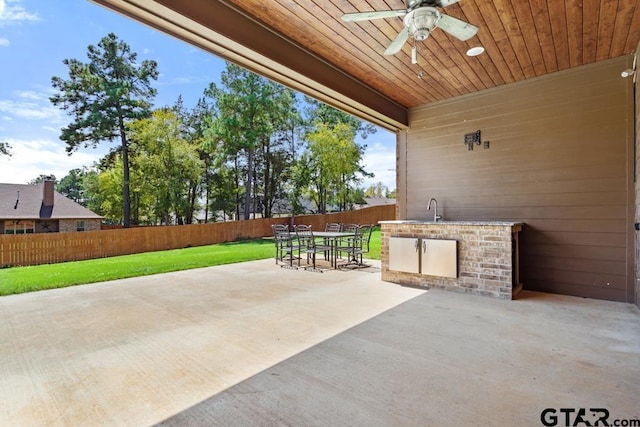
[427,197,442,222]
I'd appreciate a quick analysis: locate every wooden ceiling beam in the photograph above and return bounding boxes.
[89,0,409,130]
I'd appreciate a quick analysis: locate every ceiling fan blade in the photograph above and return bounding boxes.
[436,0,462,7]
[436,13,478,41]
[384,27,410,55]
[342,10,406,22]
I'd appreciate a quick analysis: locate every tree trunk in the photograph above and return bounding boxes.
[186,182,197,224]
[234,157,241,221]
[244,148,254,220]
[252,173,257,220]
[132,191,139,225]
[204,160,210,223]
[119,120,131,228]
[263,143,272,218]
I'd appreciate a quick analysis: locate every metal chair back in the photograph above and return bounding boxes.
[272,224,294,266]
[341,223,359,233]
[295,224,332,271]
[294,224,314,249]
[359,224,373,254]
[324,223,341,232]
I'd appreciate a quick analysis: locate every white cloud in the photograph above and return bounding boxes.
[0,37,8,46]
[361,139,397,192]
[41,125,60,133]
[157,74,209,87]
[0,99,61,121]
[0,90,65,122]
[0,137,100,184]
[16,90,48,101]
[0,0,39,25]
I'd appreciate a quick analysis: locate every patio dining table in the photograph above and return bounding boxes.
[310,230,356,269]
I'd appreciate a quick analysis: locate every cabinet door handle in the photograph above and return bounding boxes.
[414,239,419,252]
[422,241,427,253]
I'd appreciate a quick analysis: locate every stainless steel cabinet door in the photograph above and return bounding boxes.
[388,237,420,273]
[421,239,457,278]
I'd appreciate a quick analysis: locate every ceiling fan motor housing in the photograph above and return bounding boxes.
[406,0,444,9]
[404,8,441,41]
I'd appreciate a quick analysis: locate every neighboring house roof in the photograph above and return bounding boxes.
[0,182,102,220]
[363,197,396,207]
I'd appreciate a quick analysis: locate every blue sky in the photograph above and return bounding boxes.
[0,0,396,190]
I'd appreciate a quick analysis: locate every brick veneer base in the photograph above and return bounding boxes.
[381,222,523,300]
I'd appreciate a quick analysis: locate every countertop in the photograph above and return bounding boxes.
[379,220,524,226]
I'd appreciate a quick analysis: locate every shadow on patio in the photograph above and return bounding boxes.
[1,259,638,426]
[157,287,640,427]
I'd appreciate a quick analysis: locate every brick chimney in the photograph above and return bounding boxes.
[43,180,54,207]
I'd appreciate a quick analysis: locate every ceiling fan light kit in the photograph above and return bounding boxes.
[405,8,440,41]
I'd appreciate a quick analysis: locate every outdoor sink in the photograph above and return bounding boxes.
[380,219,446,224]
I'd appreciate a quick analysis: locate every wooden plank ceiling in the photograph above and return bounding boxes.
[222,0,640,109]
[92,0,640,128]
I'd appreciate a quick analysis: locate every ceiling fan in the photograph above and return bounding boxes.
[341,0,479,56]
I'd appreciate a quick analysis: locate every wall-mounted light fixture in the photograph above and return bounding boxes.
[464,130,481,150]
[464,130,490,151]
[621,69,635,78]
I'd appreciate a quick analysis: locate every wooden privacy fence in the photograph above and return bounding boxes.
[0,205,395,267]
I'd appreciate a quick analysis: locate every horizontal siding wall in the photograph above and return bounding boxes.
[404,57,633,302]
[0,205,394,267]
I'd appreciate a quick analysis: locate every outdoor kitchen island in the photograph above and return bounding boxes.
[380,220,524,299]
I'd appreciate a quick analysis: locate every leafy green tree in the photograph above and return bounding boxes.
[172,96,211,223]
[205,63,293,220]
[57,168,87,204]
[203,114,245,221]
[352,187,366,205]
[290,98,375,212]
[256,86,299,218]
[89,157,151,224]
[304,97,377,139]
[78,169,103,215]
[364,182,388,198]
[95,160,125,223]
[128,109,204,224]
[299,122,366,213]
[208,165,237,221]
[50,32,158,228]
[29,174,57,184]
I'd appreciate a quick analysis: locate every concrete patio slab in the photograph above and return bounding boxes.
[0,259,422,426]
[1,259,638,426]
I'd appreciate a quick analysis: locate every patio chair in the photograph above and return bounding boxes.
[341,223,359,233]
[336,223,359,259]
[322,222,342,259]
[294,224,332,273]
[324,223,341,232]
[272,224,299,269]
[338,224,373,269]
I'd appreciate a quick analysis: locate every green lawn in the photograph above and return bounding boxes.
[0,227,381,296]
[367,226,381,260]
